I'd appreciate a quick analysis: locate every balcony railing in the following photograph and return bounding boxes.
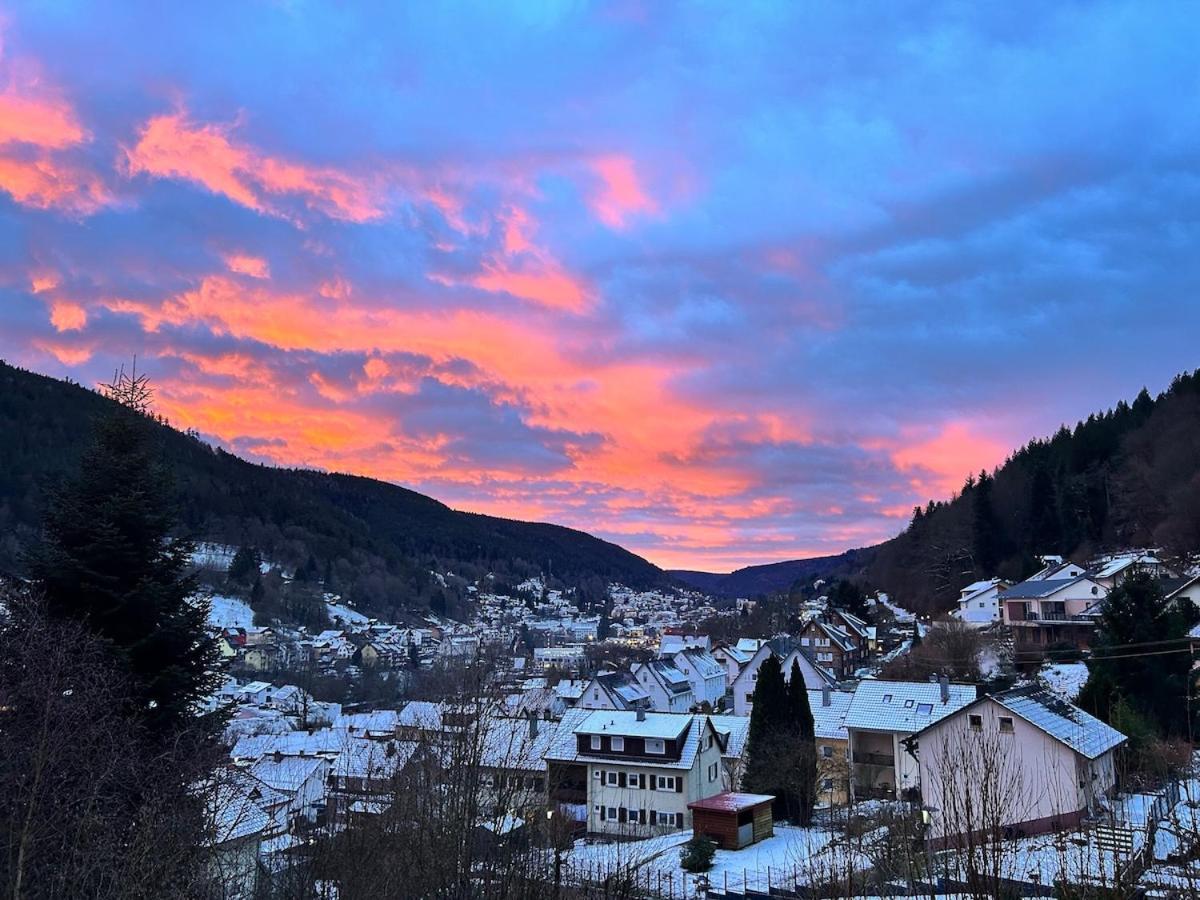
[852,751,895,767]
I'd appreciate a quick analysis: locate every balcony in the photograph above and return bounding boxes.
[852,751,895,767]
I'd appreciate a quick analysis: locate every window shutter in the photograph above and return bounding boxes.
[675,777,683,793]
[595,769,603,781]
[648,776,656,791]
[599,807,606,821]
[618,807,627,823]
[618,772,627,788]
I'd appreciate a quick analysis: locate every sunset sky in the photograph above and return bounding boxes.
[2,2,1199,571]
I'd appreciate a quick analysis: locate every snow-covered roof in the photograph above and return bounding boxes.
[336,709,402,735]
[843,680,976,733]
[548,710,708,771]
[395,701,443,730]
[231,729,346,762]
[991,686,1126,760]
[207,773,272,845]
[479,716,560,771]
[809,690,852,741]
[688,792,774,813]
[708,715,750,760]
[960,578,1003,600]
[573,710,692,740]
[249,755,326,794]
[331,738,418,779]
[675,649,725,680]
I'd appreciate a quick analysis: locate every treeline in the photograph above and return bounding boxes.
[866,369,1200,613]
[0,361,664,619]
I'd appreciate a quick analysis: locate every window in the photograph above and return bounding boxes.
[593,690,599,700]
[904,699,913,708]
[708,762,718,781]
[882,694,893,704]
[821,745,833,759]
[606,771,618,786]
[607,806,617,821]
[968,714,982,731]
[745,693,754,704]
[594,770,603,780]
[611,736,624,751]
[657,775,677,791]
[590,735,601,750]
[646,738,665,754]
[999,717,1014,734]
[916,703,933,715]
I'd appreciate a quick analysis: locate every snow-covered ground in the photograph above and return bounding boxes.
[205,594,256,629]
[1039,662,1089,701]
[876,592,916,623]
[562,825,855,895]
[325,598,370,626]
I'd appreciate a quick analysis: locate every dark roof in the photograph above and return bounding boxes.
[999,577,1092,600]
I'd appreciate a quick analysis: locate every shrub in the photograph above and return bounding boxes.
[680,836,717,873]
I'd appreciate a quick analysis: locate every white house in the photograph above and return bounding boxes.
[711,642,754,690]
[248,754,329,828]
[545,710,726,836]
[631,660,695,713]
[672,649,727,709]
[577,671,652,711]
[909,686,1125,847]
[732,643,837,717]
[953,578,1009,626]
[842,678,976,800]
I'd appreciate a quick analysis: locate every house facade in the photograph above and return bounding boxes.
[1000,576,1107,650]
[796,620,859,678]
[843,678,976,800]
[577,671,652,711]
[671,649,727,710]
[910,686,1125,848]
[953,578,1009,626]
[631,660,695,713]
[545,710,725,836]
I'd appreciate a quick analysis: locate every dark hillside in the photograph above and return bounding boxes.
[0,361,664,617]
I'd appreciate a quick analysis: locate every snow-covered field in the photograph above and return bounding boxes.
[205,594,256,629]
[563,825,854,895]
[1039,662,1089,701]
[325,599,370,626]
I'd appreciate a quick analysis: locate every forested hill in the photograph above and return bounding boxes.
[865,368,1200,614]
[0,361,664,616]
[675,369,1200,613]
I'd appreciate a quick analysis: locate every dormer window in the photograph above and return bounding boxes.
[590,735,601,750]
[916,703,933,715]
[646,738,665,754]
[904,699,913,708]
[882,694,893,704]
[611,736,624,751]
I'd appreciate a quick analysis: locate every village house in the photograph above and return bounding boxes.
[1088,550,1174,589]
[710,642,754,690]
[796,619,859,679]
[952,578,1009,626]
[823,609,877,656]
[812,686,854,806]
[326,738,421,825]
[478,713,557,817]
[908,686,1126,847]
[576,670,652,711]
[843,678,976,800]
[732,641,836,717]
[205,772,273,900]
[545,710,726,836]
[631,660,696,713]
[248,754,329,830]
[671,648,727,710]
[1000,575,1108,650]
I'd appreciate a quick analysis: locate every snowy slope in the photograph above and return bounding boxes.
[205,594,256,630]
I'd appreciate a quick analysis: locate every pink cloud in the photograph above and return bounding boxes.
[124,110,384,222]
[48,299,87,332]
[589,154,657,229]
[224,252,270,279]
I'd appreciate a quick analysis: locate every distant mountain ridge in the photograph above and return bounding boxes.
[0,361,664,618]
[670,547,874,597]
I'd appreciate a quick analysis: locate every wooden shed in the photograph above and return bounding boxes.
[687,792,775,850]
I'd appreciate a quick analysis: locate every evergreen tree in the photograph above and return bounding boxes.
[788,659,818,825]
[25,404,222,738]
[227,545,261,584]
[1078,571,1196,740]
[971,470,1000,572]
[743,654,813,822]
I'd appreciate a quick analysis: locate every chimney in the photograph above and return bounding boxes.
[636,708,646,722]
[822,684,831,707]
[273,750,283,762]
[939,675,949,704]
[528,712,538,739]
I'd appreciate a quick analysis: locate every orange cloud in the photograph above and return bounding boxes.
[125,111,384,222]
[48,300,87,332]
[33,338,92,365]
[589,155,657,229]
[224,253,270,279]
[470,262,588,312]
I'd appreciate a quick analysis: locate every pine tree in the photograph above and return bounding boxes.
[972,470,1000,572]
[743,655,798,821]
[26,404,222,738]
[227,545,261,584]
[788,659,818,825]
[1078,571,1195,739]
